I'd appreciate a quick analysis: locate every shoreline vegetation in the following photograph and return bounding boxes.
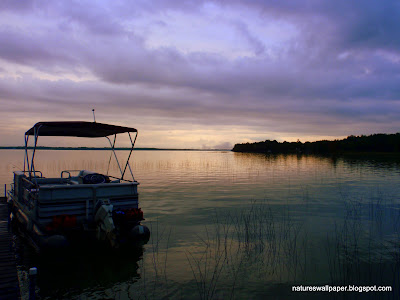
[2,133,400,154]
[232,133,400,155]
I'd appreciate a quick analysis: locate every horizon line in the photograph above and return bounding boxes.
[0,146,232,151]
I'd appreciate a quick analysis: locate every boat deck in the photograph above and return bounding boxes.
[0,196,20,300]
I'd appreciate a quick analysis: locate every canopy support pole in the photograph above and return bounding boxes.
[24,134,29,174]
[121,132,137,181]
[106,135,124,179]
[106,134,117,176]
[29,125,42,182]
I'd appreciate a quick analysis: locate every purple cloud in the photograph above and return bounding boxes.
[0,0,399,147]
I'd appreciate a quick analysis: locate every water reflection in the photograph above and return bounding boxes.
[1,150,400,299]
[16,240,144,299]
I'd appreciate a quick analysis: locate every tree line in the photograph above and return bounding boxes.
[232,133,400,154]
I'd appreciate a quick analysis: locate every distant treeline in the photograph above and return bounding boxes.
[232,133,400,154]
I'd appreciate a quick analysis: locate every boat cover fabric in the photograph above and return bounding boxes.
[25,121,137,137]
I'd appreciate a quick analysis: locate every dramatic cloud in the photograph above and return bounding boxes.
[0,0,399,148]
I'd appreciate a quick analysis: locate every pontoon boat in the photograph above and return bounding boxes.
[8,121,150,250]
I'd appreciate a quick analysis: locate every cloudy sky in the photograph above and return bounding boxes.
[0,0,399,149]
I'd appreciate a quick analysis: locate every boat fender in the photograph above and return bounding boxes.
[130,224,150,240]
[94,202,115,233]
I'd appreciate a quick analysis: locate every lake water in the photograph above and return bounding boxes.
[1,150,400,299]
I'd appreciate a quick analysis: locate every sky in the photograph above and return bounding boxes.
[0,0,399,149]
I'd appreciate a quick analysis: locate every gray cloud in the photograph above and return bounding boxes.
[0,0,400,147]
[0,0,34,12]
[0,29,77,66]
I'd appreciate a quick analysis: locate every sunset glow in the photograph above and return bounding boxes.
[1,1,399,148]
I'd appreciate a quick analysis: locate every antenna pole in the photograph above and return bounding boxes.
[92,109,96,123]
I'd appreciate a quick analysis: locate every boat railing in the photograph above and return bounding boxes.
[61,170,82,179]
[107,175,134,183]
[8,183,14,199]
[20,177,38,209]
[16,170,135,194]
[21,177,37,188]
[60,170,135,183]
[17,170,43,178]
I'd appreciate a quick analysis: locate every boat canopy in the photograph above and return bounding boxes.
[24,121,138,181]
[25,121,137,138]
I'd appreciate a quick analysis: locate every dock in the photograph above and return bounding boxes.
[0,196,20,300]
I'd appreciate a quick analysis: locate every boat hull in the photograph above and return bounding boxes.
[9,171,150,250]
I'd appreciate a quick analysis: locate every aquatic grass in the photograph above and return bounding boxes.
[22,195,400,300]
[184,194,400,299]
[9,151,400,299]
[185,233,227,300]
[126,219,172,300]
[108,195,400,300]
[324,193,400,300]
[183,199,307,299]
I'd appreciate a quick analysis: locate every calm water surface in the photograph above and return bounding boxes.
[1,150,400,299]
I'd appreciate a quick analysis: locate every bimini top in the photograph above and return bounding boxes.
[25,121,137,138]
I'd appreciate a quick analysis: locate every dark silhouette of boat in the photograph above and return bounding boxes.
[8,121,150,250]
